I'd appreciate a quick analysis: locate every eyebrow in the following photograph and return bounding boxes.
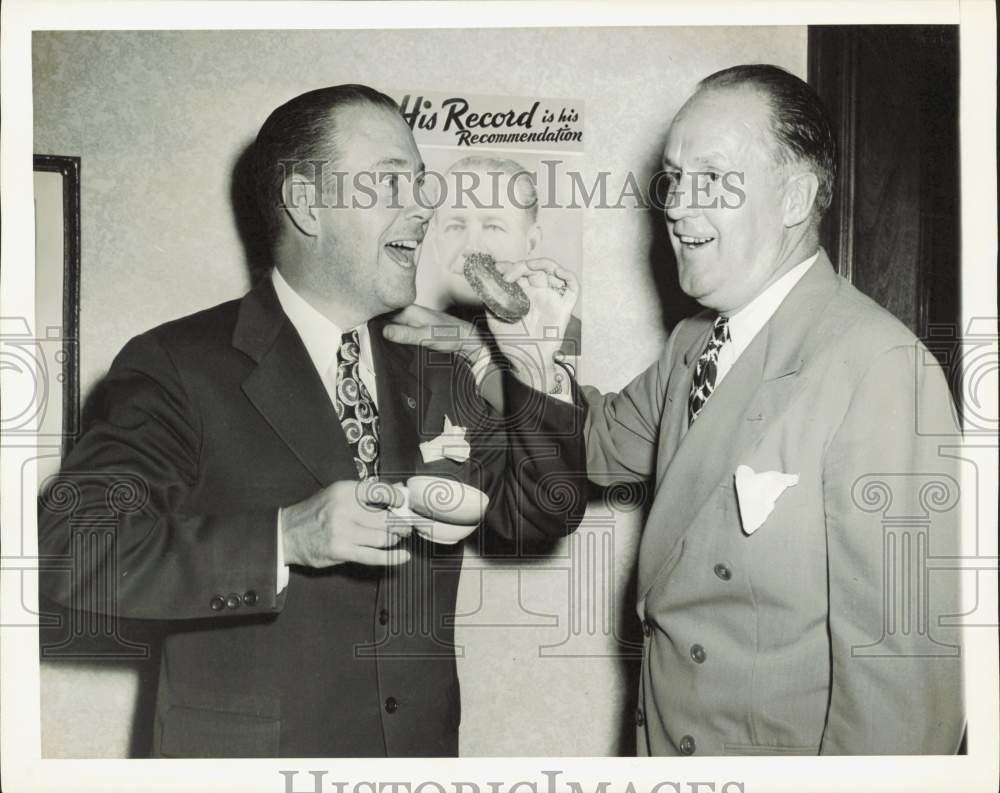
[663,152,731,168]
[439,212,514,225]
[370,157,425,175]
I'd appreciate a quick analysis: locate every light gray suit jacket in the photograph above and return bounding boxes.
[583,251,964,755]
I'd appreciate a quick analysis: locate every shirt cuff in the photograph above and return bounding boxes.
[473,345,574,403]
[548,360,575,403]
[276,508,290,594]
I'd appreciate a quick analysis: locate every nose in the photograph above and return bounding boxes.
[403,175,434,223]
[406,188,433,225]
[664,171,698,224]
[461,226,484,256]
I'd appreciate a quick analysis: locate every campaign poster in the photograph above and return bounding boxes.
[390,89,585,357]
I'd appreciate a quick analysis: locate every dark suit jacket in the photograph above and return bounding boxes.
[38,278,587,757]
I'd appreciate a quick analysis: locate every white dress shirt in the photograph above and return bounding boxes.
[270,267,575,589]
[713,252,819,388]
[271,267,378,404]
[271,267,379,592]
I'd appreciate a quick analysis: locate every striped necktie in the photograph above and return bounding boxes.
[688,315,730,424]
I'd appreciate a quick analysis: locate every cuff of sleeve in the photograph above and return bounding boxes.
[276,508,290,594]
[503,363,587,434]
[548,361,575,403]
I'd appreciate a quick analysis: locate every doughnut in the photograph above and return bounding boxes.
[463,251,531,323]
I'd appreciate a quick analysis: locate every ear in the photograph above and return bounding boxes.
[782,170,820,228]
[282,173,323,237]
[525,223,542,255]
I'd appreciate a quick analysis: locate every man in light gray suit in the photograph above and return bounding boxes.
[388,64,965,756]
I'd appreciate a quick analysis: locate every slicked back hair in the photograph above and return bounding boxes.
[699,64,837,218]
[253,84,401,242]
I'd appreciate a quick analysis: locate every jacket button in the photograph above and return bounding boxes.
[209,595,225,611]
[690,644,706,664]
[378,608,389,626]
[384,697,399,714]
[635,707,645,727]
[242,590,258,606]
[406,396,417,409]
[225,593,241,609]
[714,563,732,581]
[679,734,696,755]
[641,620,651,637]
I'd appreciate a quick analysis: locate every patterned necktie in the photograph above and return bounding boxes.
[334,329,380,480]
[688,315,731,424]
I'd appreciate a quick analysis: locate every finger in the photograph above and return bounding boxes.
[412,518,478,544]
[351,503,392,530]
[390,304,435,327]
[360,479,407,510]
[384,512,415,537]
[525,271,549,290]
[549,264,580,293]
[354,525,407,549]
[351,546,412,567]
[389,481,409,509]
[383,323,429,345]
[523,258,559,274]
[525,259,577,290]
[497,260,531,283]
[352,482,393,528]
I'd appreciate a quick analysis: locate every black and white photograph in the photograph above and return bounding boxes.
[1,2,997,792]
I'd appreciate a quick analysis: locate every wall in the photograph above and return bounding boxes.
[33,26,807,757]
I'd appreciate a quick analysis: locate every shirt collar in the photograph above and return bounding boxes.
[270,267,373,379]
[724,251,820,358]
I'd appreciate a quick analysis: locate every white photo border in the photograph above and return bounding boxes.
[2,2,996,792]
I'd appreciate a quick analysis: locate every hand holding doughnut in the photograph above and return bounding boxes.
[463,251,531,323]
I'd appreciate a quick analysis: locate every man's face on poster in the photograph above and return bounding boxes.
[430,169,542,305]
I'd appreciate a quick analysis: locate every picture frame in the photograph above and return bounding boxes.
[32,154,81,464]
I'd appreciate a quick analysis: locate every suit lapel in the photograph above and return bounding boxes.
[367,314,432,483]
[638,324,772,594]
[638,252,842,598]
[235,279,354,485]
[659,319,712,466]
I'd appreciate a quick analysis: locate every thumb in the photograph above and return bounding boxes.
[383,323,427,345]
[497,260,531,283]
[392,304,434,327]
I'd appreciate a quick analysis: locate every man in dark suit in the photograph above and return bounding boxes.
[38,84,587,757]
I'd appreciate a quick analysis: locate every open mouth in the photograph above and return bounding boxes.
[384,239,419,268]
[676,233,716,249]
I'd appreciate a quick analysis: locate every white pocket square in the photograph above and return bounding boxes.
[734,464,799,535]
[419,415,471,463]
